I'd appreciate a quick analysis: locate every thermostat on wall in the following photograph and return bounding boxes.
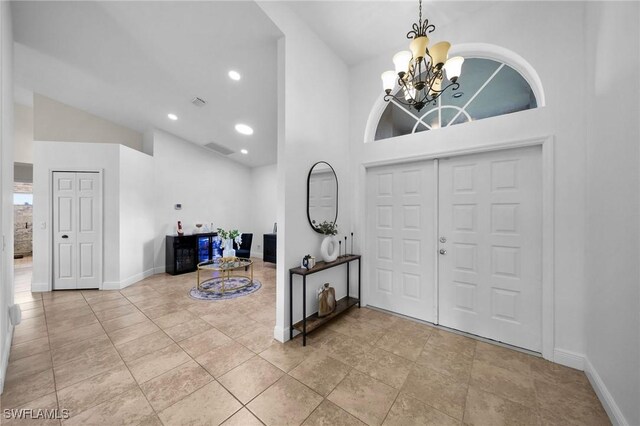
[175,203,182,210]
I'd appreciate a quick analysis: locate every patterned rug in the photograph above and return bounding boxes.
[189,277,262,301]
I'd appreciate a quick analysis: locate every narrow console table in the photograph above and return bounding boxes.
[289,255,361,346]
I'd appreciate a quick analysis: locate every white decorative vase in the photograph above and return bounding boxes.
[320,235,339,263]
[222,238,235,258]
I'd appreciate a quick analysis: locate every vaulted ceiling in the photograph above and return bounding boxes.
[12,1,496,168]
[12,1,281,167]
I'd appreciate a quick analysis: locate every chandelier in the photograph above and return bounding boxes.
[381,0,464,112]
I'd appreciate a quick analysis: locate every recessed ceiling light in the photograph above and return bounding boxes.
[240,149,248,155]
[228,70,241,81]
[235,123,253,135]
[167,113,178,120]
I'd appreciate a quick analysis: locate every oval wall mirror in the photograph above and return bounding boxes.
[307,161,338,234]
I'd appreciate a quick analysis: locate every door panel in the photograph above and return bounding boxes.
[53,172,77,289]
[438,146,542,351]
[53,172,102,290]
[366,161,436,322]
[76,173,101,289]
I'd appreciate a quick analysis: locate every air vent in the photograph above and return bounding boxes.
[204,142,234,156]
[191,97,207,107]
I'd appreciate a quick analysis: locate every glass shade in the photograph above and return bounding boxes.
[409,36,429,60]
[444,56,464,81]
[429,41,451,67]
[381,70,397,92]
[393,51,412,75]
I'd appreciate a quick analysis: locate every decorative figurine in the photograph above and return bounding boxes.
[177,221,184,236]
[318,283,336,317]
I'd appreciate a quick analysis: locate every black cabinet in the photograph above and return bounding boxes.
[166,232,217,275]
[263,233,277,264]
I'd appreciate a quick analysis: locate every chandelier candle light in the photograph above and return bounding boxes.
[381,0,465,112]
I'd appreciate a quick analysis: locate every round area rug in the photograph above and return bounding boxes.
[189,277,262,301]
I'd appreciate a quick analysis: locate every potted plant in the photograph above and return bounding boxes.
[217,228,242,257]
[312,220,339,262]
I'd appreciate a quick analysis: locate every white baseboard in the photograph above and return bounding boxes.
[102,268,155,291]
[119,268,155,289]
[31,282,49,292]
[553,348,585,370]
[153,266,166,275]
[584,358,628,426]
[102,281,121,291]
[273,325,289,343]
[0,325,14,394]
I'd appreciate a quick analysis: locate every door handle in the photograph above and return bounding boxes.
[61,235,69,239]
[439,249,447,255]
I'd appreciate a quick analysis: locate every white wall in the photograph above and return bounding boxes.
[349,1,588,365]
[150,130,254,273]
[250,163,277,256]
[0,0,14,394]
[258,3,352,342]
[119,145,155,287]
[14,103,32,164]
[34,94,143,152]
[584,3,640,425]
[32,141,121,290]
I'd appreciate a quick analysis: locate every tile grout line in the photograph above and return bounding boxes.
[38,293,61,423]
[79,289,161,424]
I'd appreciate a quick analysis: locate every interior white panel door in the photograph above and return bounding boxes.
[438,146,542,351]
[53,172,77,290]
[76,173,102,289]
[53,172,102,290]
[366,161,436,322]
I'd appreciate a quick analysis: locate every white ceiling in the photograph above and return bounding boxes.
[12,1,282,167]
[12,1,495,168]
[286,1,496,66]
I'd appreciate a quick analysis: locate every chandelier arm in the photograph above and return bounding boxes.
[383,93,415,108]
[429,81,461,102]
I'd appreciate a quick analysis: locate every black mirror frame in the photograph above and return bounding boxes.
[306,161,338,234]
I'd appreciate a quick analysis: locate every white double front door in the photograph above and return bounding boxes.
[53,172,103,290]
[366,146,542,352]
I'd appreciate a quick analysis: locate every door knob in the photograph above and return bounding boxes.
[439,249,447,255]
[61,235,69,239]
[439,236,447,243]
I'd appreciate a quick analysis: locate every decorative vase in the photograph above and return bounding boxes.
[320,235,339,263]
[177,221,184,236]
[318,283,336,317]
[222,238,235,258]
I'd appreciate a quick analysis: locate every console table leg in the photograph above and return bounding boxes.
[289,272,293,341]
[358,259,361,308]
[346,261,350,300]
[302,276,307,346]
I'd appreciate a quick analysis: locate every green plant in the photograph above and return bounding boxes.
[312,220,338,236]
[217,228,240,240]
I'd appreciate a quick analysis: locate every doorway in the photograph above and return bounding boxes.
[52,171,103,290]
[366,145,542,352]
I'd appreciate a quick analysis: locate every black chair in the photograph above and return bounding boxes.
[234,233,253,259]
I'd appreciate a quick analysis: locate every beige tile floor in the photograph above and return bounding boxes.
[1,257,610,425]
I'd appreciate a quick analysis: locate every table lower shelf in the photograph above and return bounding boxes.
[292,296,359,335]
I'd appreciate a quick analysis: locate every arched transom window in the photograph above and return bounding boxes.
[374,58,537,141]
